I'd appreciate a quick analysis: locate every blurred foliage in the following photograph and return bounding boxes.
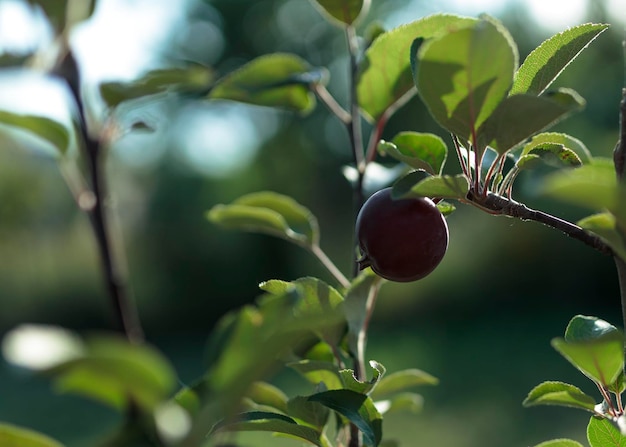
[0,0,624,446]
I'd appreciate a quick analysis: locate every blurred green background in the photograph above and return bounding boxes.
[0,0,625,446]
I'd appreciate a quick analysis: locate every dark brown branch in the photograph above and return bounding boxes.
[466,191,614,257]
[54,50,144,343]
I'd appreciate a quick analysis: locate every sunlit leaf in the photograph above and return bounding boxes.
[522,381,596,412]
[478,89,585,154]
[340,361,386,395]
[533,440,585,447]
[0,111,70,157]
[516,143,582,170]
[564,315,621,343]
[286,396,330,430]
[245,381,289,414]
[511,23,609,96]
[377,132,448,174]
[398,174,469,200]
[371,369,438,400]
[359,13,476,121]
[100,65,215,109]
[587,416,626,447]
[552,334,624,388]
[260,277,345,345]
[374,392,424,415]
[207,191,320,246]
[0,423,64,447]
[309,390,382,447]
[209,53,323,114]
[415,15,517,143]
[522,132,592,164]
[311,0,370,26]
[287,360,343,390]
[212,411,323,446]
[578,213,626,262]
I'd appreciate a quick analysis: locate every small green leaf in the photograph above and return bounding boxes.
[551,332,624,387]
[371,369,438,400]
[245,381,289,414]
[311,0,370,26]
[478,89,585,154]
[587,416,626,447]
[344,269,380,360]
[378,132,448,174]
[51,335,178,411]
[523,132,592,164]
[0,111,70,157]
[340,361,386,395]
[390,170,432,199]
[0,423,65,447]
[416,15,518,143]
[309,390,382,447]
[399,174,470,199]
[286,396,330,430]
[209,53,322,114]
[100,65,214,108]
[541,158,624,219]
[212,411,323,447]
[579,213,626,262]
[516,143,582,170]
[522,381,596,412]
[207,191,319,246]
[359,13,476,121]
[511,23,609,96]
[533,440,585,447]
[287,360,343,390]
[375,392,424,415]
[564,315,621,343]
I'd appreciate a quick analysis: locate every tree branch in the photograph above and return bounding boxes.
[466,191,613,257]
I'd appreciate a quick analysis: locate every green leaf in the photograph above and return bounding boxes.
[578,213,626,262]
[0,111,70,157]
[212,411,323,447]
[399,174,470,199]
[533,440,585,447]
[207,191,320,246]
[0,423,65,447]
[522,132,592,164]
[415,15,518,143]
[245,381,289,414]
[551,315,624,388]
[511,23,609,96]
[371,369,438,400]
[587,416,626,447]
[286,396,330,430]
[260,277,345,345]
[541,158,625,219]
[522,381,596,412]
[378,132,448,174]
[311,0,370,26]
[390,170,432,199]
[340,361,386,395]
[516,143,582,170]
[287,360,344,390]
[478,89,585,154]
[564,315,622,343]
[51,335,178,411]
[100,65,215,109]
[359,13,476,121]
[309,390,382,447]
[209,53,322,114]
[374,392,424,415]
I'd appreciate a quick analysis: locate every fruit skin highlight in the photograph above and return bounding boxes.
[355,187,449,282]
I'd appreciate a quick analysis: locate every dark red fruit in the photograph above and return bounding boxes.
[355,187,448,282]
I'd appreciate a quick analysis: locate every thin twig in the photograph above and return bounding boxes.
[53,49,144,343]
[465,191,613,257]
[309,244,351,289]
[313,83,352,124]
